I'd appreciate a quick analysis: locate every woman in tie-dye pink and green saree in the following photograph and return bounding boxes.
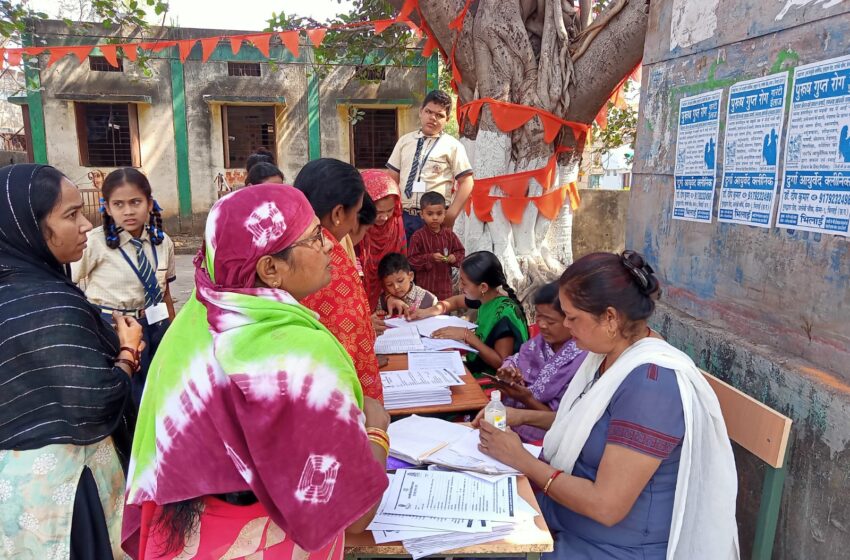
[122,184,390,560]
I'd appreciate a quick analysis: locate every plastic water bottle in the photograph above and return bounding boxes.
[484,390,507,431]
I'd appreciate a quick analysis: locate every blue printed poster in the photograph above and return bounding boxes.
[778,54,850,237]
[673,89,723,223]
[718,73,789,227]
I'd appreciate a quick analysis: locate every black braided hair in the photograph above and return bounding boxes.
[461,251,526,319]
[100,197,122,249]
[101,168,165,248]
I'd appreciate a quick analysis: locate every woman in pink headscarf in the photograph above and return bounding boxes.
[358,170,407,311]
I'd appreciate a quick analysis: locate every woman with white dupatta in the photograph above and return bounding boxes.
[474,251,739,560]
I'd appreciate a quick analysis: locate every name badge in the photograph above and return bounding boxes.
[412,180,427,193]
[145,302,169,325]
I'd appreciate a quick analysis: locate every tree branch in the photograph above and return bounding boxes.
[565,0,648,124]
[578,0,592,30]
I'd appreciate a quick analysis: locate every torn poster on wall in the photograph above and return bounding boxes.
[778,54,850,237]
[718,72,789,228]
[673,89,723,223]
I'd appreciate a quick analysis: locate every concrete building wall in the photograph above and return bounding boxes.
[572,189,630,259]
[631,1,850,557]
[37,50,179,218]
[182,58,309,213]
[320,65,425,163]
[29,21,428,232]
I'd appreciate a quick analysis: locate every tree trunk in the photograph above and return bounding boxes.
[394,0,649,302]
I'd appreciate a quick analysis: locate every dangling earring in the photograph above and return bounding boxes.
[607,327,617,339]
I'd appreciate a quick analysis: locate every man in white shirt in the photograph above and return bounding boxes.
[386,90,474,239]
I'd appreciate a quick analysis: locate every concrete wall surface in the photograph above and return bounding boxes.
[632,1,850,557]
[572,188,630,259]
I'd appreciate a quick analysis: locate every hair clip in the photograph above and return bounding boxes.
[620,251,653,292]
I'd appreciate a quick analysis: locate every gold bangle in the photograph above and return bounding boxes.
[368,435,389,456]
[366,428,390,445]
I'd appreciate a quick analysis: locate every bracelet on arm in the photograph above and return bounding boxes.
[367,435,390,456]
[120,345,140,363]
[366,427,390,446]
[115,357,140,374]
[543,469,564,496]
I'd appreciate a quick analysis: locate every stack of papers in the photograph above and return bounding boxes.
[407,351,466,378]
[387,416,542,473]
[369,471,538,559]
[374,326,425,354]
[381,369,464,411]
[379,317,479,353]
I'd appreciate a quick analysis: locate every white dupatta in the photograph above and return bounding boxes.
[542,337,740,560]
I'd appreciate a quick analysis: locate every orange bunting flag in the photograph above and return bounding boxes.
[395,0,417,21]
[247,34,272,58]
[99,44,120,68]
[567,182,581,211]
[471,193,497,223]
[7,50,22,67]
[541,115,562,144]
[138,41,177,53]
[595,104,607,129]
[631,63,642,84]
[22,47,47,55]
[177,40,196,62]
[449,0,474,31]
[47,45,93,67]
[489,103,536,133]
[534,186,569,220]
[0,49,5,69]
[306,28,327,48]
[278,31,299,58]
[499,197,530,224]
[121,44,138,62]
[200,37,220,62]
[373,19,394,34]
[229,36,245,56]
[422,35,438,58]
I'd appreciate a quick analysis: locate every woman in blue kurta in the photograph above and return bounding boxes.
[474,251,739,560]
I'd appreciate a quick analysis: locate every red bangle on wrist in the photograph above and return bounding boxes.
[543,469,564,495]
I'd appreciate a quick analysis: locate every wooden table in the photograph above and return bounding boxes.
[344,476,553,559]
[381,354,489,417]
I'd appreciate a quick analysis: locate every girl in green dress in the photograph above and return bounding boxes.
[410,251,528,377]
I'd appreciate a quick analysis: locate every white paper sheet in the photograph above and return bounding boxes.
[421,337,478,353]
[372,528,450,544]
[385,315,477,337]
[387,415,472,463]
[382,470,519,522]
[427,429,543,475]
[402,522,522,560]
[381,369,464,389]
[375,326,425,354]
[407,351,466,377]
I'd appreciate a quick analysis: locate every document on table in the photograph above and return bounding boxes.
[385,315,477,337]
[375,326,425,354]
[382,469,519,522]
[427,429,543,475]
[387,415,472,464]
[381,369,464,389]
[421,337,477,353]
[407,351,466,377]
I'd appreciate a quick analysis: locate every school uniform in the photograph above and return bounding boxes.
[72,226,176,406]
[386,130,473,239]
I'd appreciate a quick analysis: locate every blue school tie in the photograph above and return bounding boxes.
[404,136,426,199]
[129,238,164,308]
